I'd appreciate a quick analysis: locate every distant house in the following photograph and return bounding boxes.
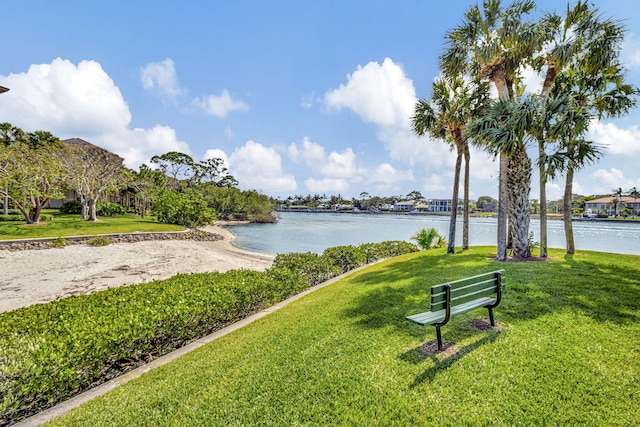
[584,196,640,216]
[428,199,451,212]
[394,200,416,212]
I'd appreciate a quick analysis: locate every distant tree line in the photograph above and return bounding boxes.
[0,124,274,226]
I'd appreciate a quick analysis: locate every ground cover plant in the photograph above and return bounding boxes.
[0,211,184,240]
[0,241,416,424]
[44,247,640,426]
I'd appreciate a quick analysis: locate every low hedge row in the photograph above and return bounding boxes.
[0,240,417,424]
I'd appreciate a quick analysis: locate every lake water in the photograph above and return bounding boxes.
[228,212,640,256]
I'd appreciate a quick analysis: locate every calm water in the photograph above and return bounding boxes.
[229,212,640,256]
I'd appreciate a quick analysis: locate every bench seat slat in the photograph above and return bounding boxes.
[406,297,497,326]
[431,287,498,311]
[430,272,499,294]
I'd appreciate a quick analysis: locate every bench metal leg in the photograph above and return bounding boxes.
[436,326,443,350]
[488,307,495,326]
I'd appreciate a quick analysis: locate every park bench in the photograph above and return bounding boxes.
[406,270,505,350]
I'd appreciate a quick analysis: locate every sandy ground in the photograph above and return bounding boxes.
[0,225,274,313]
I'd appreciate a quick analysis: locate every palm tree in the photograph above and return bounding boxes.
[612,187,623,217]
[469,96,538,259]
[440,0,543,260]
[629,187,639,217]
[412,76,489,254]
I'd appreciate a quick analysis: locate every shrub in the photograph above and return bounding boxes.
[50,237,67,248]
[411,227,446,250]
[271,252,340,286]
[0,215,24,222]
[96,202,126,217]
[322,245,368,274]
[86,236,113,246]
[59,200,82,214]
[357,241,419,263]
[153,190,216,228]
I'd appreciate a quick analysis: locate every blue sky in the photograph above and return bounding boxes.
[2,0,640,201]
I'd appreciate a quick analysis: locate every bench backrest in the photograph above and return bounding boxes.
[430,270,505,312]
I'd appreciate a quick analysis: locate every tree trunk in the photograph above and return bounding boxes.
[507,145,531,259]
[538,140,548,258]
[564,168,575,254]
[490,70,511,262]
[496,153,509,261]
[88,199,98,221]
[463,144,470,251]
[448,152,462,254]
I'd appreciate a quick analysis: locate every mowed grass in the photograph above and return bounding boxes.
[0,212,184,240]
[48,247,640,426]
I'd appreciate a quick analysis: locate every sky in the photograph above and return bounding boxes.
[2,0,640,201]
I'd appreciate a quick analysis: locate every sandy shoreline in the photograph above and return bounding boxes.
[0,225,275,313]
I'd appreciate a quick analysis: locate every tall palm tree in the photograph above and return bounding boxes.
[528,0,639,257]
[440,0,543,260]
[469,96,537,259]
[412,76,489,254]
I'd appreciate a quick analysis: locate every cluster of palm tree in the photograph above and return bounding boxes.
[412,0,638,259]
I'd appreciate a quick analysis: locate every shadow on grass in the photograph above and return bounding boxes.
[342,249,640,339]
[400,331,501,388]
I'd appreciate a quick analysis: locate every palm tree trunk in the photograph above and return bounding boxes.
[463,144,470,251]
[497,153,509,260]
[538,140,548,258]
[507,145,531,259]
[564,167,575,254]
[448,152,462,254]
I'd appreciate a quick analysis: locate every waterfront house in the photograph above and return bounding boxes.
[584,196,640,216]
[394,200,416,212]
[428,199,451,212]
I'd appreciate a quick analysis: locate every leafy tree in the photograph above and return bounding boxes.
[62,140,130,221]
[150,151,196,190]
[612,187,623,216]
[0,127,67,224]
[130,164,167,217]
[193,157,238,188]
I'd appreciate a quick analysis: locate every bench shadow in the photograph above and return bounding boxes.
[401,331,501,388]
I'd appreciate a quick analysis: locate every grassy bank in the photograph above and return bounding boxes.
[48,247,640,426]
[0,212,184,240]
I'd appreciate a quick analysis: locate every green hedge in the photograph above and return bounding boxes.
[0,241,417,424]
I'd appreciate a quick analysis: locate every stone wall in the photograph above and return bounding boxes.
[0,230,224,251]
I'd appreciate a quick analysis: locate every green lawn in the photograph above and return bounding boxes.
[47,247,640,426]
[0,212,184,240]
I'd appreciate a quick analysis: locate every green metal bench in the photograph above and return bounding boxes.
[406,270,505,350]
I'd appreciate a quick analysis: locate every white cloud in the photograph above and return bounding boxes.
[622,34,640,69]
[324,57,416,128]
[323,57,456,182]
[0,58,189,169]
[120,126,191,168]
[228,140,297,192]
[304,177,350,194]
[591,168,625,187]
[192,89,249,118]
[587,119,640,155]
[203,148,229,168]
[140,59,184,100]
[0,58,130,137]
